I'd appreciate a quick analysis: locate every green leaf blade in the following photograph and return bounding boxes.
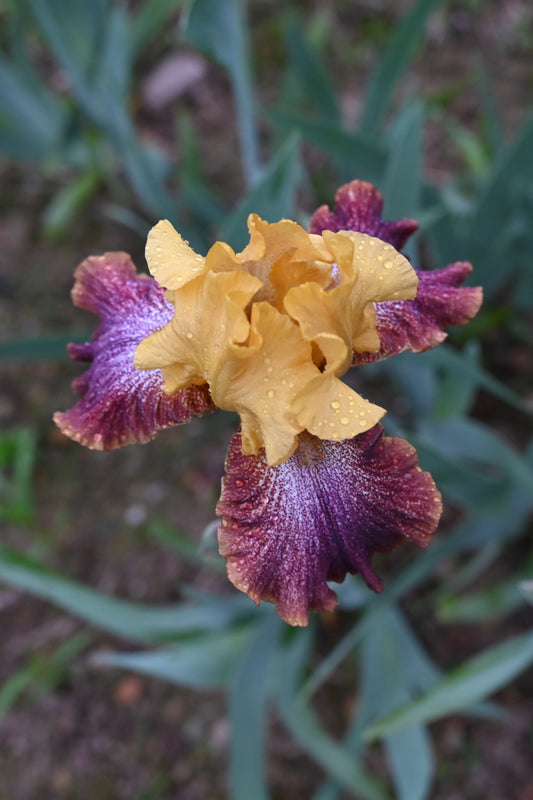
[365,630,533,741]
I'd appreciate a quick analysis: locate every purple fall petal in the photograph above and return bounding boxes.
[353,262,483,364]
[217,427,442,626]
[309,180,418,250]
[309,180,482,358]
[54,252,215,449]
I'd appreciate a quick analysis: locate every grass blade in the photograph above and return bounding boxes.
[183,0,260,185]
[95,627,252,689]
[269,109,385,184]
[230,614,281,800]
[277,630,391,800]
[359,0,444,135]
[0,545,252,644]
[284,13,340,123]
[365,629,533,741]
[220,133,300,250]
[0,334,87,362]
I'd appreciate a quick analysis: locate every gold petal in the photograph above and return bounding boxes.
[145,220,206,290]
[211,302,320,467]
[284,280,354,374]
[292,372,385,441]
[204,240,242,273]
[324,230,418,304]
[236,215,333,306]
[134,270,262,392]
[285,231,418,374]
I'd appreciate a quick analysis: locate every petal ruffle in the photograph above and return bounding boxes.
[211,302,319,466]
[134,269,262,392]
[353,262,483,364]
[285,231,418,370]
[145,220,206,290]
[309,180,418,250]
[206,214,333,308]
[54,252,215,449]
[217,426,442,626]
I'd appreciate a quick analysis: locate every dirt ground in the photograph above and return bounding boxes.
[1,2,533,799]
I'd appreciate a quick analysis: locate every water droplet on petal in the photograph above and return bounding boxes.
[383,259,393,269]
[340,417,350,425]
[267,389,275,399]
[359,419,367,427]
[235,479,244,488]
[330,400,340,410]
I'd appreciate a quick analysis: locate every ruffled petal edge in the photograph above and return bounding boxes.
[217,426,442,626]
[54,252,216,450]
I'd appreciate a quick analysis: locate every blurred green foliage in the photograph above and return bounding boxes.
[1,0,532,798]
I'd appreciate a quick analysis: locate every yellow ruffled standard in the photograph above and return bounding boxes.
[134,214,418,466]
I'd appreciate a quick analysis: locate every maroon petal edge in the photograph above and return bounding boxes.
[309,179,418,250]
[353,262,483,364]
[54,252,216,449]
[216,427,442,626]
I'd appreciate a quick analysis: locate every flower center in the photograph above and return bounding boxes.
[134,215,419,466]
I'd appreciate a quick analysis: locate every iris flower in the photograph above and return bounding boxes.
[55,181,482,626]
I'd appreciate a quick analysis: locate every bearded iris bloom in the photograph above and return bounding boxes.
[55,181,482,626]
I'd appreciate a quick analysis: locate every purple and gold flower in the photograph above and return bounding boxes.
[55,180,482,626]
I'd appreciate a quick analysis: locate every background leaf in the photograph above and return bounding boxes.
[365,630,533,741]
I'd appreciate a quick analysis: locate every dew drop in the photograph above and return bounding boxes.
[383,259,393,269]
[235,479,244,488]
[186,331,193,339]
[267,389,275,399]
[340,417,350,425]
[330,400,341,410]
[359,419,367,427]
